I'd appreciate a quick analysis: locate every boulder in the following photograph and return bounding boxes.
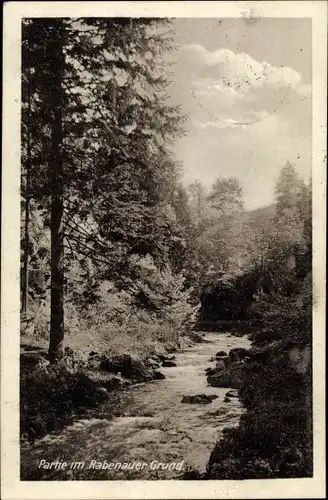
[225,389,239,398]
[206,368,217,376]
[20,350,48,369]
[223,397,231,403]
[100,354,153,382]
[216,350,228,357]
[191,333,208,343]
[220,356,230,365]
[182,394,218,405]
[150,354,161,363]
[228,348,250,363]
[206,394,219,402]
[166,343,178,353]
[153,346,168,362]
[101,375,125,390]
[205,358,228,376]
[249,338,297,359]
[162,360,177,367]
[145,357,161,369]
[152,370,166,380]
[215,359,226,371]
[99,355,124,374]
[128,358,153,381]
[207,363,245,389]
[163,354,176,362]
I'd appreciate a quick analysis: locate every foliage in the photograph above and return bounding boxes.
[21,17,194,359]
[22,18,185,268]
[20,360,110,441]
[196,161,311,323]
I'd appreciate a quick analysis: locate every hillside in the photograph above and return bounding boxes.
[244,203,277,222]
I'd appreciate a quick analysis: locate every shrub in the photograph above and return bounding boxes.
[20,361,109,441]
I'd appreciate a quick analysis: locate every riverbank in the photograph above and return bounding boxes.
[203,283,313,479]
[204,340,312,479]
[20,331,208,442]
[21,332,250,480]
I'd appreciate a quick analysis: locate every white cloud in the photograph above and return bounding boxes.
[194,119,241,130]
[194,110,272,130]
[181,44,303,93]
[178,44,311,132]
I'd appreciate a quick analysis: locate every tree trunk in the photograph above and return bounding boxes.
[21,20,32,314]
[48,21,65,363]
[22,179,30,313]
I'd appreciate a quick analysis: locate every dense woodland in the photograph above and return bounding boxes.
[21,18,312,479]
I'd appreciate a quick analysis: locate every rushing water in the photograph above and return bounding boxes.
[21,332,251,480]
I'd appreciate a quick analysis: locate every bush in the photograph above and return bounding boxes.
[20,361,110,441]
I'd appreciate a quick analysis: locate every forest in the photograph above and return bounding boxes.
[20,18,312,480]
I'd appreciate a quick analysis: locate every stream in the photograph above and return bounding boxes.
[21,332,251,480]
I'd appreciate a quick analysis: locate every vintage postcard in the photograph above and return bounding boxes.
[1,1,327,499]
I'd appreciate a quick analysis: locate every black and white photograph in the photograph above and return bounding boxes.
[1,1,326,499]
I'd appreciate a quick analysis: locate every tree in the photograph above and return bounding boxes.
[187,181,209,232]
[208,177,244,215]
[245,216,272,270]
[275,161,303,215]
[21,19,32,313]
[22,19,67,360]
[245,162,312,295]
[295,177,312,277]
[21,18,186,361]
[183,176,247,308]
[48,20,65,362]
[272,162,309,274]
[205,176,245,273]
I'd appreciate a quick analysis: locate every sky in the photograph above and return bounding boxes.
[166,18,312,210]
